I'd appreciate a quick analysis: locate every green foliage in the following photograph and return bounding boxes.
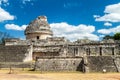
[103,32,120,40]
[113,32,120,40]
[103,35,113,40]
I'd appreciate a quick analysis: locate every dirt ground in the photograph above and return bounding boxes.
[0,69,120,80]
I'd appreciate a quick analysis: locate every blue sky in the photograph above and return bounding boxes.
[0,0,120,41]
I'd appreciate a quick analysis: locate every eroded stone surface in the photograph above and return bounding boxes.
[0,16,120,72]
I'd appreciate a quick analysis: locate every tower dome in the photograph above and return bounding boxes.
[25,16,53,40]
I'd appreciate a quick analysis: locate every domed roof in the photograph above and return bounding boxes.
[25,16,53,35]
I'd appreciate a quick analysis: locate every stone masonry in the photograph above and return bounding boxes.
[0,16,120,72]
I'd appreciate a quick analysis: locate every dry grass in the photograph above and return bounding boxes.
[0,69,120,80]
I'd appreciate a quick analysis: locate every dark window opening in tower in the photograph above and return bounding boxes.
[37,36,39,40]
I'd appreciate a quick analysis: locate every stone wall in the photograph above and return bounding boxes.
[26,33,52,40]
[33,52,59,60]
[5,39,31,46]
[0,62,34,68]
[87,56,118,72]
[34,56,120,72]
[34,57,83,71]
[0,45,32,62]
[114,57,120,72]
[66,43,120,57]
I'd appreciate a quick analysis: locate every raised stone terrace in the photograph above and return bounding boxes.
[0,45,31,62]
[87,56,118,72]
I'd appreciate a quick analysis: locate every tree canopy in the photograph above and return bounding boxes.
[113,32,120,40]
[103,32,120,40]
[0,31,13,44]
[103,35,113,40]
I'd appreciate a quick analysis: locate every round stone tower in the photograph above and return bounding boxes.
[25,16,53,40]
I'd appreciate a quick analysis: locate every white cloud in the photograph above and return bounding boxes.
[104,22,112,26]
[93,15,100,18]
[99,35,105,38]
[22,0,32,4]
[63,3,80,8]
[104,3,120,14]
[98,25,120,35]
[94,3,120,22]
[98,29,111,35]
[0,0,9,6]
[50,22,99,41]
[0,7,14,22]
[5,24,27,31]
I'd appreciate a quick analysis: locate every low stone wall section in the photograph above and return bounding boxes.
[0,62,34,68]
[87,56,118,72]
[0,45,30,62]
[34,57,83,71]
[114,57,120,72]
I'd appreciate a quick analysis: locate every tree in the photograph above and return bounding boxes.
[0,31,13,44]
[113,32,120,40]
[103,35,113,40]
[103,32,120,41]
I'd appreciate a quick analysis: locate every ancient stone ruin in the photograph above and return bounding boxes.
[0,16,120,72]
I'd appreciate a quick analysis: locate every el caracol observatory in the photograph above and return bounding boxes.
[25,16,53,40]
[1,15,120,73]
